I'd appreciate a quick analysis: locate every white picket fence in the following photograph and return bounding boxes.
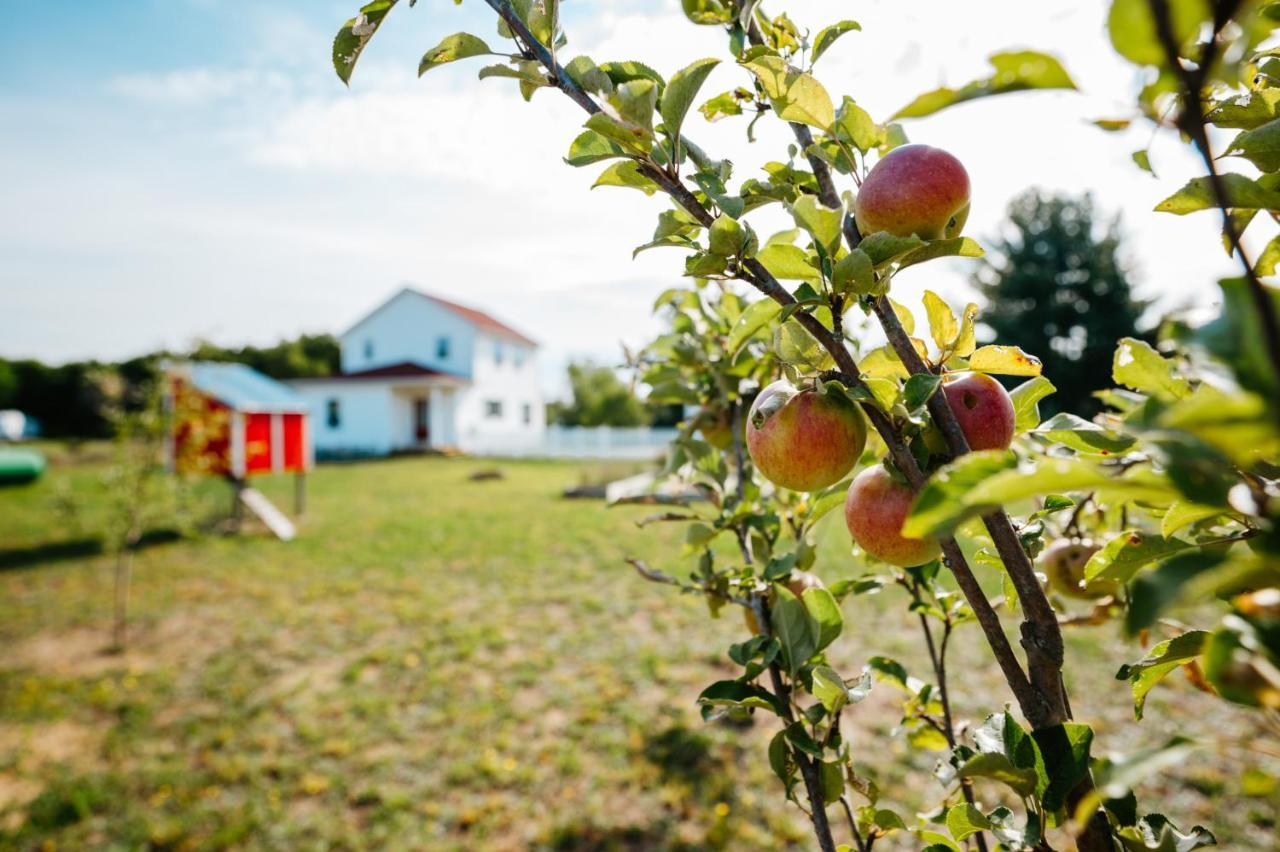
[469,426,678,459]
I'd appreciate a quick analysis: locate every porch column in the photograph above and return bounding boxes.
[429,387,447,449]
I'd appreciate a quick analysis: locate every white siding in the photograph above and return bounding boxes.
[340,289,476,377]
[291,382,398,456]
[453,332,545,453]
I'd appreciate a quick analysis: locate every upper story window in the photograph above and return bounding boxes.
[437,336,450,360]
[522,403,532,425]
[513,347,526,368]
[485,400,503,418]
[493,340,505,366]
[326,399,341,429]
[363,339,375,361]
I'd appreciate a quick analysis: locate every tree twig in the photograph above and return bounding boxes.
[1146,0,1280,415]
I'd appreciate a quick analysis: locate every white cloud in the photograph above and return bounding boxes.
[108,67,292,105]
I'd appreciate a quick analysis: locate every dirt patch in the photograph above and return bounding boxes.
[0,719,104,772]
[0,774,41,811]
[0,610,228,678]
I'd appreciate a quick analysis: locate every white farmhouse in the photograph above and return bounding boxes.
[290,287,544,456]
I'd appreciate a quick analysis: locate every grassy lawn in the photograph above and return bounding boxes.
[0,451,1276,850]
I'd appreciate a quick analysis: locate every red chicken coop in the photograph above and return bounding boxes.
[168,362,312,537]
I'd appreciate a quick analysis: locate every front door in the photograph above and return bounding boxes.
[413,398,429,445]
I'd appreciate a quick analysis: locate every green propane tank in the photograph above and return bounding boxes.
[0,448,46,486]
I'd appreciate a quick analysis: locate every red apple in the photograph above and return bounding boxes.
[854,144,971,240]
[746,380,867,492]
[744,571,825,634]
[844,465,940,568]
[1041,539,1117,600]
[942,372,1016,451]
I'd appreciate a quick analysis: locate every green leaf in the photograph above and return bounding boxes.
[773,586,818,673]
[1107,0,1211,67]
[598,60,666,91]
[592,160,659,195]
[945,804,992,842]
[832,249,875,296]
[708,214,745,256]
[956,753,1039,799]
[969,345,1043,376]
[741,54,835,129]
[564,130,628,166]
[681,0,734,26]
[727,297,782,356]
[1112,337,1190,401]
[756,244,820,282]
[788,195,844,255]
[811,665,850,714]
[892,51,1076,120]
[333,0,401,85]
[1132,149,1155,175]
[1225,118,1280,171]
[661,58,720,148]
[698,679,782,714]
[1115,631,1209,720]
[1010,376,1056,433]
[1033,722,1094,813]
[419,32,494,76]
[1207,89,1280,129]
[905,455,1175,540]
[811,20,861,64]
[563,55,614,97]
[819,761,844,803]
[897,237,986,271]
[856,231,925,265]
[616,79,658,133]
[700,87,752,122]
[901,373,942,413]
[1197,277,1280,398]
[948,303,978,360]
[1161,501,1226,538]
[1033,412,1136,456]
[1085,530,1193,584]
[923,291,958,352]
[833,97,882,153]
[1256,235,1280,276]
[803,587,843,652]
[1155,173,1280,215]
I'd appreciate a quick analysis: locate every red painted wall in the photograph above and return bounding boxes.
[244,413,273,474]
[282,413,306,471]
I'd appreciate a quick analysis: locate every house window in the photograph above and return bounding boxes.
[326,399,341,429]
[437,336,450,360]
[493,340,505,366]
[513,347,526,368]
[363,339,375,360]
[485,400,503,419]
[522,403,532,425]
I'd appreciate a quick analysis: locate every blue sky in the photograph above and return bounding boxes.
[0,1,1243,396]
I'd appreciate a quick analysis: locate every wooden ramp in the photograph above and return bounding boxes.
[239,487,297,541]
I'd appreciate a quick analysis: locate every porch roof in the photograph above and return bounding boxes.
[292,361,469,384]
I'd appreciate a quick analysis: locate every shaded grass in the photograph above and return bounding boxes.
[0,454,1276,850]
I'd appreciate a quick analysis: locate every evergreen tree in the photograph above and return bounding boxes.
[973,190,1149,417]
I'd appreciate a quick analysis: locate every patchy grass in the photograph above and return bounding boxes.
[0,454,1276,850]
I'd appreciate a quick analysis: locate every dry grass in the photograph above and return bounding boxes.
[0,454,1275,850]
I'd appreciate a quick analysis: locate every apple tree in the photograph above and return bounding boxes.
[334,1,1280,849]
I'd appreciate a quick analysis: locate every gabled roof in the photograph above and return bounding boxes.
[291,361,468,382]
[180,362,309,412]
[344,287,538,348]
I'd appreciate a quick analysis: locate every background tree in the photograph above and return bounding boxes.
[549,361,650,427]
[974,190,1148,416]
